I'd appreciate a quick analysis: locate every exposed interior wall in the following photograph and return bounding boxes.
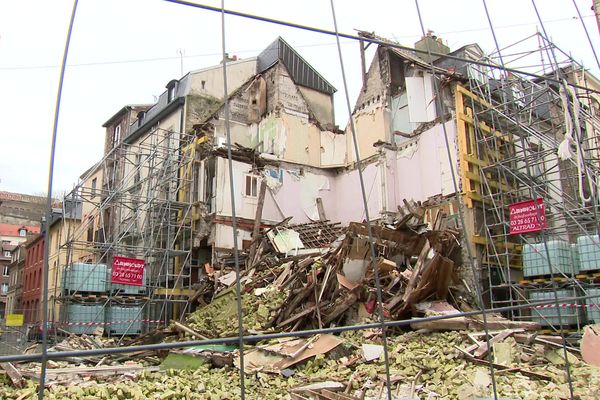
[279,113,322,166]
[212,224,252,252]
[214,157,337,226]
[298,86,334,126]
[324,162,382,225]
[348,105,390,163]
[386,121,458,204]
[320,131,346,167]
[188,58,258,99]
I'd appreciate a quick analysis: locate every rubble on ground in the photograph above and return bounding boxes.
[1,202,598,399]
[1,330,599,399]
[186,200,492,338]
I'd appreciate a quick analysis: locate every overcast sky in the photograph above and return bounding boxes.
[1,0,599,196]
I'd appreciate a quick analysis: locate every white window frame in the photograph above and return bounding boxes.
[3,266,8,276]
[244,174,259,198]
[113,125,121,148]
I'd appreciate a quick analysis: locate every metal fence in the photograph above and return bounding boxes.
[1,1,600,400]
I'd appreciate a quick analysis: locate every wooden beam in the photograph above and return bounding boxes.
[248,180,267,267]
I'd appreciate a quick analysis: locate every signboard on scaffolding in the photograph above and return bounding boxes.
[5,314,24,327]
[112,256,145,286]
[509,198,547,234]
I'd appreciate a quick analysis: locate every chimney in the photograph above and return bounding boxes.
[414,30,450,63]
[221,53,238,64]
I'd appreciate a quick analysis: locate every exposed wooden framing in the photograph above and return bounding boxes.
[248,180,267,266]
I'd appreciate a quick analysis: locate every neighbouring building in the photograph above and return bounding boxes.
[46,199,84,322]
[6,243,26,316]
[0,241,16,318]
[0,191,46,228]
[0,221,40,318]
[21,233,44,323]
[342,31,600,310]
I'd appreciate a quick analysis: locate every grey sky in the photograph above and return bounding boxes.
[1,0,598,196]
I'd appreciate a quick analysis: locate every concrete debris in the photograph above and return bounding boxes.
[581,323,600,367]
[185,201,482,338]
[1,330,600,399]
[1,204,598,399]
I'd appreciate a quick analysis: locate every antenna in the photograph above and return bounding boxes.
[177,48,185,76]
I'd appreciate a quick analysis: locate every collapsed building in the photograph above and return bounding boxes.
[2,27,600,400]
[34,31,599,340]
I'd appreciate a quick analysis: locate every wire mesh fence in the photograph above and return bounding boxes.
[1,0,600,399]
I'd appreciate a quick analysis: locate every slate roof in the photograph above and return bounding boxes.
[258,37,336,94]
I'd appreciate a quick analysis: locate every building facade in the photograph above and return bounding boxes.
[21,234,44,323]
[6,243,26,316]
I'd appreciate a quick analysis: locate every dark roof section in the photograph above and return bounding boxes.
[124,74,190,144]
[258,37,336,94]
[102,104,152,128]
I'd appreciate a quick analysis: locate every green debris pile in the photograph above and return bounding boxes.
[186,286,289,337]
[2,331,599,399]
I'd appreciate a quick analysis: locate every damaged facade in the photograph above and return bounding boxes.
[40,31,600,337]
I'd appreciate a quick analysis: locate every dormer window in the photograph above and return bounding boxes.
[137,111,146,126]
[112,125,121,148]
[18,228,27,237]
[166,79,178,103]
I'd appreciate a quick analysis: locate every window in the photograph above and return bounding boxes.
[244,175,258,197]
[1,283,7,294]
[166,80,178,103]
[112,125,121,148]
[137,111,146,126]
[134,153,142,184]
[19,228,27,237]
[3,266,8,276]
[3,251,10,257]
[91,178,97,197]
[87,216,95,243]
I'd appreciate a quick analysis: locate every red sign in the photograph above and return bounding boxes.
[509,198,547,235]
[112,256,145,286]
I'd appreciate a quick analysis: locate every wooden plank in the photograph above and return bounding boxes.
[248,180,267,266]
[316,197,327,221]
[172,321,209,340]
[458,112,513,142]
[473,329,524,358]
[468,357,551,381]
[454,88,474,209]
[402,241,431,303]
[0,362,23,388]
[276,306,317,328]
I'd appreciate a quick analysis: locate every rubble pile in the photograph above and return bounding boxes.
[1,202,599,398]
[1,330,599,399]
[186,200,475,338]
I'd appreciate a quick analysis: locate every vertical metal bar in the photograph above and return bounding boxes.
[529,2,577,397]
[328,1,393,399]
[38,1,79,399]
[413,1,499,399]
[571,0,600,70]
[220,1,246,398]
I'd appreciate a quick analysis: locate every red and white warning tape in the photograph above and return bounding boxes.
[533,303,599,309]
[59,319,164,327]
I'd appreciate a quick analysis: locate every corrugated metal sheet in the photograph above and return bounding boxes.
[258,37,336,94]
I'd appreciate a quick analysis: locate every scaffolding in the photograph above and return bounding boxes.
[53,127,196,337]
[455,33,600,334]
